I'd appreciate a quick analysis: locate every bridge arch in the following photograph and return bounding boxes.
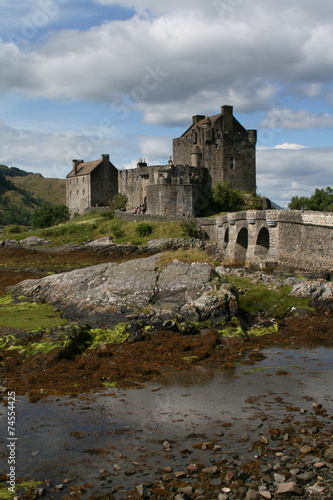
[224,227,229,245]
[234,227,248,265]
[255,227,270,259]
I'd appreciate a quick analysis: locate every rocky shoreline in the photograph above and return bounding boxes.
[1,238,333,499]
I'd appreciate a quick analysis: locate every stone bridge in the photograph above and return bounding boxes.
[197,210,333,271]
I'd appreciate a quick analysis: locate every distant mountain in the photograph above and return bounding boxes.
[0,164,33,177]
[270,201,283,209]
[0,165,66,227]
[11,173,66,205]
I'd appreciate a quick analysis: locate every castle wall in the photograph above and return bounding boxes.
[118,166,160,209]
[91,160,118,207]
[146,183,197,216]
[66,174,91,217]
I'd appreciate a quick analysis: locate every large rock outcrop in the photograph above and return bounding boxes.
[9,255,238,329]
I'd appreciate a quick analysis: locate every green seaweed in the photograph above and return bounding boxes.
[183,355,200,364]
[0,480,42,500]
[89,323,130,348]
[0,294,67,331]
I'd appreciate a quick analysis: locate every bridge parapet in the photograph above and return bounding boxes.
[197,210,333,271]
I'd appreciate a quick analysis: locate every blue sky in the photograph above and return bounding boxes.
[0,0,332,207]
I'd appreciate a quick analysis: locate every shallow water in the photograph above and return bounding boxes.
[1,346,333,496]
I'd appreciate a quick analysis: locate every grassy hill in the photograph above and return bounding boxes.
[0,165,66,227]
[11,173,66,205]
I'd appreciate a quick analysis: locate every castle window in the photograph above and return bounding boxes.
[230,156,235,170]
[70,191,72,197]
[77,190,79,195]
[83,189,85,196]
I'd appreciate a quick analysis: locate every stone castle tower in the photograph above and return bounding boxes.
[173,105,256,192]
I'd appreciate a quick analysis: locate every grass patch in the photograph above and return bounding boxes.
[158,248,217,269]
[221,276,313,318]
[89,323,130,348]
[0,294,67,331]
[2,213,199,246]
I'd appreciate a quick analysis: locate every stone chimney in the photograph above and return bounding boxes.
[248,130,257,145]
[101,154,109,163]
[221,105,233,132]
[137,158,147,168]
[192,114,205,125]
[72,159,83,175]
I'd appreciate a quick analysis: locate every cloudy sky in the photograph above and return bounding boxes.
[0,0,332,207]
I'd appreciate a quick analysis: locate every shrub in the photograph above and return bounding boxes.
[211,181,244,212]
[109,193,128,211]
[31,203,70,228]
[112,223,125,239]
[4,224,25,234]
[135,222,153,237]
[181,220,200,238]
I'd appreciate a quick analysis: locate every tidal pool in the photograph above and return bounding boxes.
[1,346,332,497]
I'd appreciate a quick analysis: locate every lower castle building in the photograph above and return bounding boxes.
[66,105,257,217]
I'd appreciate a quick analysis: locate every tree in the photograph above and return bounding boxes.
[288,187,333,212]
[109,193,128,211]
[31,203,70,228]
[211,181,243,212]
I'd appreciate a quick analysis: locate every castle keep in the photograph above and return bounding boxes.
[66,105,257,217]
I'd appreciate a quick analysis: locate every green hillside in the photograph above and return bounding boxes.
[11,173,66,205]
[0,165,66,227]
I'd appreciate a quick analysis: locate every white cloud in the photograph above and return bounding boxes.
[0,1,332,126]
[257,147,333,207]
[260,108,333,130]
[138,136,171,163]
[0,121,130,178]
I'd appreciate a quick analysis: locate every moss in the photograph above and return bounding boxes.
[0,480,43,499]
[89,323,130,348]
[222,276,313,318]
[158,249,217,270]
[0,294,67,331]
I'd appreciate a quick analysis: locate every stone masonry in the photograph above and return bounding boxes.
[66,105,256,217]
[198,210,333,271]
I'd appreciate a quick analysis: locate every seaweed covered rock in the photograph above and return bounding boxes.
[8,255,237,329]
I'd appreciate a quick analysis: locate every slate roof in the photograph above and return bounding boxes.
[67,159,102,178]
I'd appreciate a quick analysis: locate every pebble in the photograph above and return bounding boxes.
[136,484,149,497]
[202,466,218,474]
[259,491,272,499]
[273,473,285,483]
[300,444,312,454]
[275,481,302,495]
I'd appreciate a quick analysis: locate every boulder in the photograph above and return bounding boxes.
[9,255,237,329]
